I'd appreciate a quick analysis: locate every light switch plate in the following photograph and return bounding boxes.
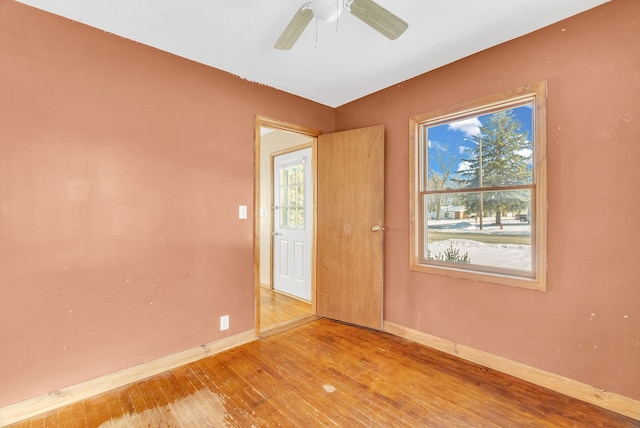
[238,205,247,219]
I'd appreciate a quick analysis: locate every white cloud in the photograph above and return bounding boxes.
[516,148,533,158]
[516,148,533,166]
[429,139,447,152]
[457,160,472,172]
[448,118,481,137]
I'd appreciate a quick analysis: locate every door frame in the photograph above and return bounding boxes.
[254,115,322,337]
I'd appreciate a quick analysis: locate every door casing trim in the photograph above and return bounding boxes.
[254,115,322,337]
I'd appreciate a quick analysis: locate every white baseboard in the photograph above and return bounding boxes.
[0,330,256,427]
[384,321,640,421]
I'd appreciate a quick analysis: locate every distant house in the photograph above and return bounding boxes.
[429,206,466,220]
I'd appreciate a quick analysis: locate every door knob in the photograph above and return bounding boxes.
[371,225,385,232]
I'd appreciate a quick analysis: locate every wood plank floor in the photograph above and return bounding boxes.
[260,287,312,330]
[8,318,639,427]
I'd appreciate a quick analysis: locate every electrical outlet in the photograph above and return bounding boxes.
[220,315,229,331]
[238,205,247,219]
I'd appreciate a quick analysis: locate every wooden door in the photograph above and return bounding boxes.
[316,125,385,330]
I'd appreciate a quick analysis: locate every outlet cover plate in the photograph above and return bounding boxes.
[220,315,229,331]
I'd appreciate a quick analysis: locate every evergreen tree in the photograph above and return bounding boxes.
[456,109,532,226]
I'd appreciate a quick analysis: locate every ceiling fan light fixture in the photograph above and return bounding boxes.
[311,0,342,23]
[274,0,408,50]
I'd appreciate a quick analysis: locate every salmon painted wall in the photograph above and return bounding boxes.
[0,1,334,407]
[336,0,640,400]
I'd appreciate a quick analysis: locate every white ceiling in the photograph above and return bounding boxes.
[16,0,608,107]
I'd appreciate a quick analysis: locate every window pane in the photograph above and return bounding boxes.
[425,189,532,273]
[288,185,297,207]
[287,167,295,185]
[425,104,534,191]
[288,207,297,226]
[279,163,306,229]
[297,181,304,207]
[280,207,289,228]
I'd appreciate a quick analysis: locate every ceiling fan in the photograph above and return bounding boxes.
[274,0,408,50]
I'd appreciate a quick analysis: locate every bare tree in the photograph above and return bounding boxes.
[428,144,459,220]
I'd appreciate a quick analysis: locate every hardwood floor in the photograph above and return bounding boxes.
[260,286,313,333]
[8,319,639,427]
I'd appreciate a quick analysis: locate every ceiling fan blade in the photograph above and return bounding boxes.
[347,0,408,40]
[274,3,314,50]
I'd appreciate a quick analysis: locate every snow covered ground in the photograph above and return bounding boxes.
[427,219,532,271]
[427,218,531,235]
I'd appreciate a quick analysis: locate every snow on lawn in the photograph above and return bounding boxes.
[429,239,531,270]
[428,219,531,270]
[428,219,531,235]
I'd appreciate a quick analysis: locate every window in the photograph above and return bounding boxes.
[278,161,306,229]
[409,82,547,290]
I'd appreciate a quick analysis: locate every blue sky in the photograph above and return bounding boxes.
[427,104,534,177]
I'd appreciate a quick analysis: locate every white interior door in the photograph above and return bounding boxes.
[273,148,312,301]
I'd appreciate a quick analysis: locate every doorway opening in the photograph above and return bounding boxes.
[254,116,321,337]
